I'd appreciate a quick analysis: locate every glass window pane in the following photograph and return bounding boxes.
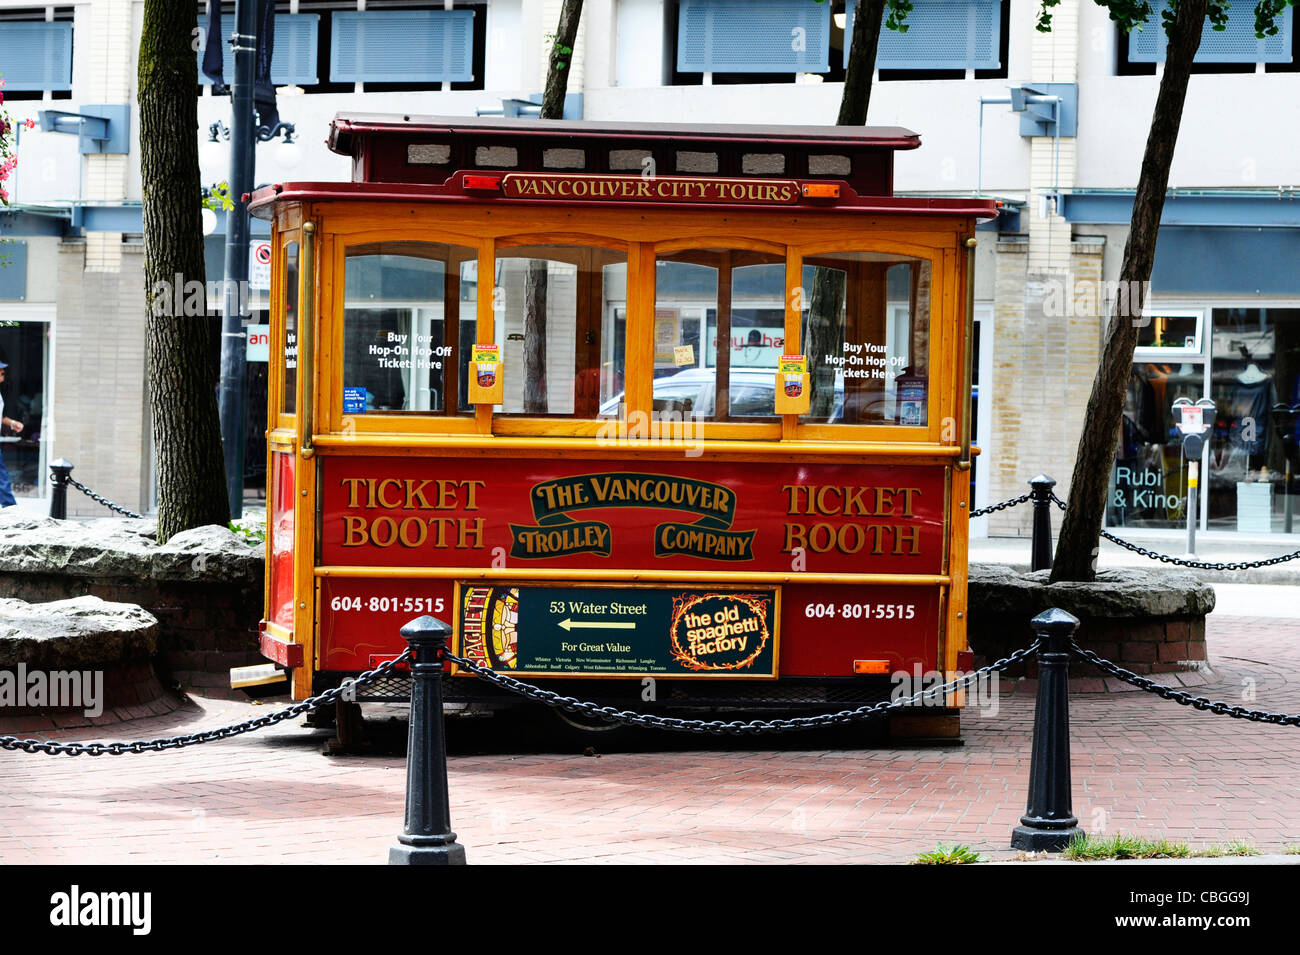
[654,248,785,421]
[281,241,298,415]
[801,251,931,426]
[1108,361,1203,530]
[341,241,477,416]
[1206,308,1300,533]
[494,245,627,418]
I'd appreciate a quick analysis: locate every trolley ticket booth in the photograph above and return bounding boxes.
[252,114,996,735]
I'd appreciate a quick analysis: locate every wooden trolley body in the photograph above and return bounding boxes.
[252,114,995,727]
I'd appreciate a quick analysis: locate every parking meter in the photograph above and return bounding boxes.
[1172,398,1214,554]
[1271,403,1299,532]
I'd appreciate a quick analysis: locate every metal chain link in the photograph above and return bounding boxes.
[1048,492,1300,571]
[969,492,1032,518]
[1070,641,1300,726]
[0,650,412,756]
[65,477,145,520]
[443,642,1038,735]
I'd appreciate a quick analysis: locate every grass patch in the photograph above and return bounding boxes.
[1284,844,1300,856]
[912,843,984,865]
[1061,832,1191,861]
[1200,841,1259,858]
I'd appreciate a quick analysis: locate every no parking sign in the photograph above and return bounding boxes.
[249,240,272,291]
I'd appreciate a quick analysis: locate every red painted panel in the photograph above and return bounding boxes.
[778,584,939,676]
[317,578,938,677]
[269,452,296,631]
[319,577,457,672]
[319,457,945,577]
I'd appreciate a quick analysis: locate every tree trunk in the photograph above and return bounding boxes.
[838,0,885,125]
[139,0,230,542]
[803,0,884,414]
[523,259,550,412]
[524,0,583,416]
[1050,0,1207,581]
[542,0,584,120]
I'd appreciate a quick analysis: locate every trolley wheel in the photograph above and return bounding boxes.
[552,706,627,737]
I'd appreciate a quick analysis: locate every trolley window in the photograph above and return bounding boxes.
[340,241,477,415]
[654,247,786,421]
[493,243,627,418]
[281,240,299,416]
[800,251,931,426]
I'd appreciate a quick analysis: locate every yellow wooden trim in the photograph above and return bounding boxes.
[793,236,952,261]
[295,201,966,247]
[316,566,950,586]
[494,232,630,253]
[328,222,486,246]
[267,428,296,451]
[261,619,294,644]
[291,458,316,701]
[655,235,786,256]
[626,241,654,420]
[332,415,482,436]
[308,432,961,457]
[299,221,317,456]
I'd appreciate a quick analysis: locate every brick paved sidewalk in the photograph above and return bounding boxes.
[2,614,1298,865]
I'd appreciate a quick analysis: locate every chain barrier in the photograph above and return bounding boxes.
[1045,491,1300,571]
[969,492,1032,518]
[65,477,145,520]
[0,651,412,756]
[443,642,1038,735]
[1070,642,1300,726]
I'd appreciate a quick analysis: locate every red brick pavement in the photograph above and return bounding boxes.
[2,614,1298,865]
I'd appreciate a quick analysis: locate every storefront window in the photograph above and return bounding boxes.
[0,321,49,500]
[1109,307,1300,536]
[1207,308,1300,533]
[494,244,626,418]
[800,251,930,426]
[653,248,785,420]
[341,241,477,415]
[1108,361,1203,530]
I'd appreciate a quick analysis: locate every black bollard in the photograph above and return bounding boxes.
[389,615,466,865]
[1028,474,1056,572]
[1011,608,1085,851]
[49,459,74,520]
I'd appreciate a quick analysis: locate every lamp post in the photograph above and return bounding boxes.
[213,0,294,519]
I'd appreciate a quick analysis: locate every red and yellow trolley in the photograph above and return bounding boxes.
[252,114,995,733]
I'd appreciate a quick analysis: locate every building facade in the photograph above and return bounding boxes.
[0,0,1296,538]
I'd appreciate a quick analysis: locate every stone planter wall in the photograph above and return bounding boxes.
[0,515,263,690]
[968,565,1215,677]
[0,595,182,726]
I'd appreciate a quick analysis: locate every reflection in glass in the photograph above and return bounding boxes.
[1206,308,1300,533]
[494,245,627,417]
[652,249,785,420]
[800,251,930,426]
[341,241,477,415]
[282,241,298,415]
[1108,362,1203,530]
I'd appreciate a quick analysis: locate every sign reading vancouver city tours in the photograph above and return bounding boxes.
[499,173,800,205]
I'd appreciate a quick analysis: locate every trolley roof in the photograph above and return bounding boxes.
[251,113,997,220]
